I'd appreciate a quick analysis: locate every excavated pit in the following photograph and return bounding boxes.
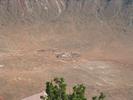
[0,0,133,100]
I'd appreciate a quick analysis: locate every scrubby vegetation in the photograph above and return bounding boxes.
[40,77,105,100]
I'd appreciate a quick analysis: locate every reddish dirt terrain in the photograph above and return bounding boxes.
[0,24,133,100]
[0,0,133,100]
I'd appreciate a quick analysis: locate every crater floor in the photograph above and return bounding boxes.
[0,48,133,100]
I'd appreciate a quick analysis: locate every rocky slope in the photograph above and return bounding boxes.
[0,0,132,63]
[0,0,132,26]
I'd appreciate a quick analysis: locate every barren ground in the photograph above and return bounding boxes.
[0,24,133,100]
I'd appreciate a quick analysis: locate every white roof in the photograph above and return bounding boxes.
[22,92,47,100]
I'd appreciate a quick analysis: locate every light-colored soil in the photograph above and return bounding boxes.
[0,24,133,100]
